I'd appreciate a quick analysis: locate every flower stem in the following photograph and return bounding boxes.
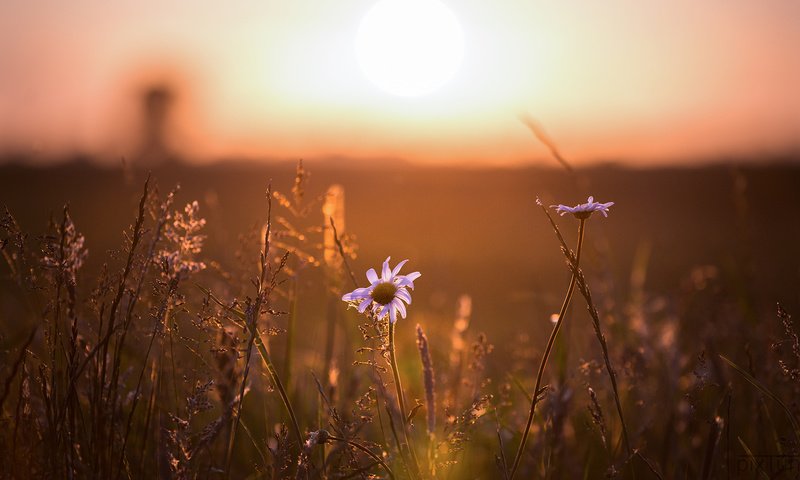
[388,320,422,479]
[388,321,408,425]
[509,218,586,480]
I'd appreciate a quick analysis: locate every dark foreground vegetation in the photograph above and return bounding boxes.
[1,159,800,478]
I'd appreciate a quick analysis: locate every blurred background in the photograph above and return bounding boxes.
[1,0,798,166]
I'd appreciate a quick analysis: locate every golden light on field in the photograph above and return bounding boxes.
[355,0,464,97]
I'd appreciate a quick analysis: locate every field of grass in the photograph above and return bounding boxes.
[1,159,800,479]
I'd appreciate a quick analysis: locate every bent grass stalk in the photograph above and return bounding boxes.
[225,298,259,477]
[719,354,800,441]
[199,283,304,450]
[509,217,586,480]
[327,434,397,479]
[223,187,303,477]
[200,285,303,435]
[568,263,632,456]
[253,318,304,447]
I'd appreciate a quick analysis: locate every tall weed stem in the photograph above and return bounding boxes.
[509,218,586,479]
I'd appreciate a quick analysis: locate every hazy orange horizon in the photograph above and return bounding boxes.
[1,0,799,166]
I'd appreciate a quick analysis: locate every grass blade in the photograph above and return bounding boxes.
[719,354,800,441]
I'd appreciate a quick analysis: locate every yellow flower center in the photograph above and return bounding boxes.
[371,282,397,305]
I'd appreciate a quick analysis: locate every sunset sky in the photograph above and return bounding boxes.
[1,0,798,166]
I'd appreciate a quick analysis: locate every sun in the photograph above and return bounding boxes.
[355,0,465,97]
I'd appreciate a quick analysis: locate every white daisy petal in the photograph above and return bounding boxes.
[366,268,379,284]
[341,257,420,323]
[382,257,392,281]
[392,259,409,277]
[358,297,372,313]
[342,287,370,301]
[550,196,614,220]
[395,299,407,319]
[395,288,412,304]
[402,272,421,287]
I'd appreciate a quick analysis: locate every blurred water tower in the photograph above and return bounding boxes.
[136,84,177,166]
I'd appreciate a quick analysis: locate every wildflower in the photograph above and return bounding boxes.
[342,257,420,323]
[42,208,87,285]
[159,201,207,280]
[551,196,614,219]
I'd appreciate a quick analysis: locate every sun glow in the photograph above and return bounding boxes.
[355,0,465,97]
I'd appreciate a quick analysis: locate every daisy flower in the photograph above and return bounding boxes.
[342,257,421,323]
[551,196,614,219]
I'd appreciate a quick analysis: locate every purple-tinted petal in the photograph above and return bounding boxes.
[394,299,407,319]
[382,257,392,281]
[392,259,408,277]
[405,271,421,282]
[344,287,370,300]
[396,277,412,288]
[358,297,372,313]
[343,257,420,320]
[366,268,379,284]
[342,287,369,301]
[395,288,412,304]
[550,196,613,219]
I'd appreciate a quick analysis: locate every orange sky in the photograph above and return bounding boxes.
[1,0,798,166]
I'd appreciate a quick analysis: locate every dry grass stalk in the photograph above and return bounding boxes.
[416,324,436,436]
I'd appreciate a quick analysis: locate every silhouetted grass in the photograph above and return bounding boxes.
[1,160,799,479]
